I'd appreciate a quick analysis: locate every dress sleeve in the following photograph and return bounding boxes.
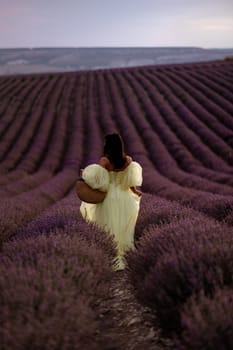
[122,161,142,189]
[82,164,109,191]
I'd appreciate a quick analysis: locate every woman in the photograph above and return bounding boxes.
[80,133,142,270]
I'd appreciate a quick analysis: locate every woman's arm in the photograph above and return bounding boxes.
[76,180,107,203]
[130,186,142,197]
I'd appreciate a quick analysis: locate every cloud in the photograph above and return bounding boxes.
[199,18,233,32]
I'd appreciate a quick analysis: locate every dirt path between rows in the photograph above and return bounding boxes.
[95,270,173,350]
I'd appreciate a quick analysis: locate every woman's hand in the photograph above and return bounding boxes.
[130,187,142,197]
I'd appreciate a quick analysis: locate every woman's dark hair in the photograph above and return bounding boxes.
[104,133,126,169]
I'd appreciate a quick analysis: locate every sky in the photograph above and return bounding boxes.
[0,0,232,48]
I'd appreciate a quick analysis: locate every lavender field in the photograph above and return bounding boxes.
[0,59,233,349]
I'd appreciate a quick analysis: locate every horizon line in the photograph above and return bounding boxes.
[1,45,233,50]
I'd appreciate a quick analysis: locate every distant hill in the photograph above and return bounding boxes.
[0,47,233,75]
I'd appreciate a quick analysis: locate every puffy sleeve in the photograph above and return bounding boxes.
[82,164,109,192]
[122,161,142,189]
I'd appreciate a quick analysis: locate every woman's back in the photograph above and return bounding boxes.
[79,133,143,270]
[80,161,142,270]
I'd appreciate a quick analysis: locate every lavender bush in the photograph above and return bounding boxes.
[0,233,118,350]
[14,192,117,263]
[176,287,233,350]
[126,216,233,332]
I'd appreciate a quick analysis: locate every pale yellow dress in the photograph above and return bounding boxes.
[80,162,142,270]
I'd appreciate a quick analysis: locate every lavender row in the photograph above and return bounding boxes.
[0,77,32,120]
[17,76,68,172]
[190,69,233,104]
[38,76,78,172]
[141,70,233,171]
[0,170,52,198]
[133,70,233,184]
[0,79,60,171]
[0,75,83,200]
[61,74,86,170]
[126,193,233,345]
[175,287,233,350]
[118,70,233,194]
[141,70,233,183]
[165,70,233,132]
[0,168,77,244]
[0,224,117,350]
[0,77,61,193]
[95,73,119,134]
[0,77,43,164]
[150,70,233,151]
[82,73,105,166]
[114,69,232,200]
[180,69,233,114]
[142,69,231,171]
[0,76,15,96]
[13,192,115,261]
[167,63,233,112]
[0,169,29,187]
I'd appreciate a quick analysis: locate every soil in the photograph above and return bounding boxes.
[95,270,173,350]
